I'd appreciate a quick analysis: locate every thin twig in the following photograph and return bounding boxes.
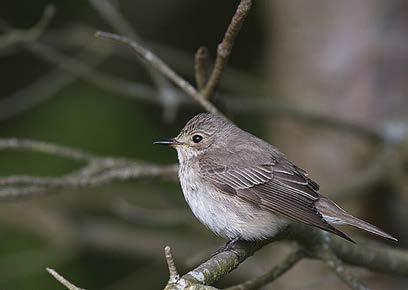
[88,0,180,120]
[0,138,96,162]
[0,138,178,199]
[4,23,387,143]
[0,131,395,204]
[321,249,371,290]
[225,247,305,290]
[95,31,222,116]
[195,46,210,90]
[0,164,177,187]
[29,5,56,38]
[0,13,152,101]
[46,268,86,290]
[0,5,55,49]
[201,0,253,100]
[1,17,157,104]
[0,11,394,143]
[0,186,45,199]
[3,32,390,141]
[10,32,389,142]
[26,36,387,143]
[0,164,178,199]
[87,0,139,40]
[165,246,180,283]
[330,236,408,277]
[25,41,155,101]
[44,24,266,94]
[2,4,404,290]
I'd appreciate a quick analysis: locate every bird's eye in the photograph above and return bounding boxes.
[192,134,203,143]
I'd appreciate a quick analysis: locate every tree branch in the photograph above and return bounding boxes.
[0,138,177,200]
[25,40,156,101]
[1,6,395,145]
[46,268,85,290]
[165,246,180,284]
[1,133,395,202]
[164,239,271,289]
[5,21,389,144]
[95,31,222,116]
[201,0,253,100]
[225,246,305,290]
[0,186,45,199]
[321,248,370,290]
[1,3,406,290]
[330,237,408,277]
[0,163,177,187]
[195,46,210,90]
[163,225,407,289]
[1,20,157,106]
[0,4,55,49]
[0,138,97,162]
[87,0,180,121]
[87,0,139,40]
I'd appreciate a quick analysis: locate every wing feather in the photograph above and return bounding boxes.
[199,157,353,242]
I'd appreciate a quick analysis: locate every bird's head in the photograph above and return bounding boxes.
[154,113,233,162]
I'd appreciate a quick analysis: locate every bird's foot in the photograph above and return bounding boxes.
[213,237,241,258]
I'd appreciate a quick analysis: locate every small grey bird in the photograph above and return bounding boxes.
[155,113,397,244]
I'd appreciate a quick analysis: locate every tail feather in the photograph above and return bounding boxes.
[336,212,397,242]
[316,197,398,242]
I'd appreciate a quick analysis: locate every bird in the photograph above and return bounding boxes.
[154,113,397,246]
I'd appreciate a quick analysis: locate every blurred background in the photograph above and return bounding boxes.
[0,0,407,289]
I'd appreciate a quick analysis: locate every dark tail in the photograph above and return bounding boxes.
[316,197,398,242]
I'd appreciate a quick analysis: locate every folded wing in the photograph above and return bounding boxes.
[199,156,353,242]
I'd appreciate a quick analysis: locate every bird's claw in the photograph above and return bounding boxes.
[212,237,241,258]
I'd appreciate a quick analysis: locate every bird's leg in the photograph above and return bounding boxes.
[225,236,240,250]
[213,237,241,257]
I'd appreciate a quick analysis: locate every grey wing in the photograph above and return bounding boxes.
[199,157,353,242]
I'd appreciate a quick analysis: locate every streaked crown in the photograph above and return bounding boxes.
[179,113,231,136]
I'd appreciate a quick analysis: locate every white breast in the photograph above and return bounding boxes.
[178,161,289,241]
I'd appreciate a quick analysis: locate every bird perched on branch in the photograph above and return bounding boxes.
[155,113,397,248]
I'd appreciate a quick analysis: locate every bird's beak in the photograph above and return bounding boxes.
[153,138,182,146]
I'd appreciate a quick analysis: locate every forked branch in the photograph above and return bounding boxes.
[163,225,407,289]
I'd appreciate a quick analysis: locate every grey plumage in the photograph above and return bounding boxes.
[155,113,397,242]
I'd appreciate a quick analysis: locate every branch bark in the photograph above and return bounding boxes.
[165,240,270,290]
[163,225,408,289]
